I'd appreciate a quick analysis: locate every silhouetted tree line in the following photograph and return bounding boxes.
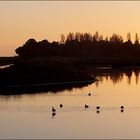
[15,32,140,61]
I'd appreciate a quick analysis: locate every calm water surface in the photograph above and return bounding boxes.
[0,71,140,139]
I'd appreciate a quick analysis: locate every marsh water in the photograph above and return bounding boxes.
[1,68,140,139]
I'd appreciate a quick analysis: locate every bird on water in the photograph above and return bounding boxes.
[96,106,100,110]
[60,104,63,108]
[85,104,89,108]
[88,93,91,96]
[52,107,56,112]
[120,106,124,110]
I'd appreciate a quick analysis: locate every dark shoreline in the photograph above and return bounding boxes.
[0,80,94,95]
[0,56,140,95]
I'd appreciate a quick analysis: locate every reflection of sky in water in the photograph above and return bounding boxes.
[0,64,13,69]
[0,69,140,138]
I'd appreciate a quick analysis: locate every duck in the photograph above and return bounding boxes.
[96,106,100,110]
[85,104,89,108]
[120,106,124,110]
[60,104,63,108]
[88,93,91,96]
[52,107,56,112]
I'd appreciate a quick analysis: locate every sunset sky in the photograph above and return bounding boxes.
[1,1,140,56]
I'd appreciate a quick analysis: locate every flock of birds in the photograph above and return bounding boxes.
[51,92,125,117]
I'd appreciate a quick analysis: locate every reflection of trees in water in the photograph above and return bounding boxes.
[125,70,132,85]
[133,69,140,84]
[94,68,140,85]
[107,73,124,84]
[0,81,93,96]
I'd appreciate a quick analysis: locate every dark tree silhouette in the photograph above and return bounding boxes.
[134,33,139,46]
[15,31,140,67]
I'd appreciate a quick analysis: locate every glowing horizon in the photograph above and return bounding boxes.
[1,1,140,56]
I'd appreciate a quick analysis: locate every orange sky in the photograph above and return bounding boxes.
[1,1,140,56]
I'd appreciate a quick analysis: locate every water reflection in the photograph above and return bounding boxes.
[0,81,94,95]
[52,112,56,118]
[120,109,124,113]
[0,67,140,139]
[0,67,140,95]
[96,110,100,114]
[0,94,23,101]
[94,67,140,86]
